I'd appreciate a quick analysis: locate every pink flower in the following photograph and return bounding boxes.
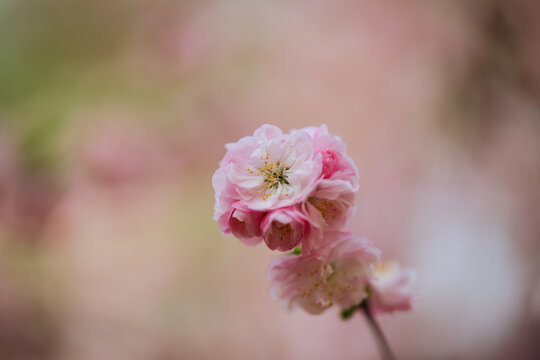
[212,169,264,246]
[267,231,381,314]
[213,124,360,252]
[212,167,236,235]
[260,206,315,251]
[368,262,417,314]
[297,124,359,190]
[295,125,359,236]
[218,124,322,211]
[229,207,264,246]
[303,179,356,235]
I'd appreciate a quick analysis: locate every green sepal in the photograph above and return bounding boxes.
[340,304,360,320]
[287,246,302,255]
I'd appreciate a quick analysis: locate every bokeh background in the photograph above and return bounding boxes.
[1,0,540,359]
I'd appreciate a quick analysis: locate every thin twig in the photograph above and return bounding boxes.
[360,301,397,360]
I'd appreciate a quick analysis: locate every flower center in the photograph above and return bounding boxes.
[374,262,392,276]
[247,152,290,200]
[298,263,360,309]
[323,263,335,281]
[308,197,338,220]
[274,222,292,241]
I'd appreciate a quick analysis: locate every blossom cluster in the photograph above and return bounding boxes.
[213,124,415,315]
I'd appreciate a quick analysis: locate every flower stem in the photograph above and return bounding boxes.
[360,301,397,360]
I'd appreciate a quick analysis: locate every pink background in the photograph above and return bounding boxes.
[1,1,539,359]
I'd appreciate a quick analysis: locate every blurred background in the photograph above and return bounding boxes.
[1,0,539,359]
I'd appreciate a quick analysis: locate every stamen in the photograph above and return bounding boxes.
[253,152,290,200]
[308,197,339,220]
